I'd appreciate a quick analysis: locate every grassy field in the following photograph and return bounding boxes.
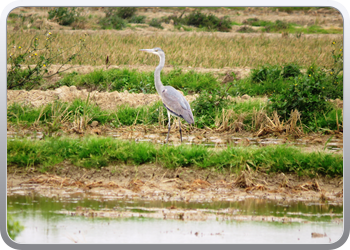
[7,31,342,69]
[7,137,343,176]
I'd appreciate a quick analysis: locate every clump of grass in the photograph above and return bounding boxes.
[7,137,343,176]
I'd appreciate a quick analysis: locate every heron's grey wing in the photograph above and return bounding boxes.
[161,86,194,124]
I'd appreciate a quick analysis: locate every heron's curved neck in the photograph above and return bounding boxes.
[154,54,165,95]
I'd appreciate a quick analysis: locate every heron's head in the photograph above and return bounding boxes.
[139,47,164,58]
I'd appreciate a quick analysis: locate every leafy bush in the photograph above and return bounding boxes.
[268,69,331,123]
[282,63,301,78]
[7,32,88,90]
[186,11,232,32]
[250,65,282,83]
[116,7,137,19]
[129,15,146,24]
[149,18,163,29]
[267,41,344,125]
[48,7,79,26]
[99,13,127,30]
[191,90,230,128]
[103,7,143,25]
[161,11,232,32]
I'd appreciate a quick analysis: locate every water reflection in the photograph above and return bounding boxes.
[8,194,343,244]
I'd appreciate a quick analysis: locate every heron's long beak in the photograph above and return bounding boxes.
[139,49,153,53]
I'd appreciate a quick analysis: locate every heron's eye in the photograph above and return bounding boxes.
[155,49,158,52]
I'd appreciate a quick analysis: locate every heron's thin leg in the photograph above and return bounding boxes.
[179,118,182,143]
[166,112,171,144]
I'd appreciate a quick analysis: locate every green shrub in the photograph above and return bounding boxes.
[48,7,79,26]
[268,69,331,123]
[191,89,230,128]
[237,26,256,33]
[186,11,232,32]
[129,15,146,24]
[243,18,271,27]
[250,65,282,83]
[7,32,87,90]
[116,7,137,19]
[263,20,290,32]
[99,14,127,30]
[149,18,163,29]
[282,63,301,78]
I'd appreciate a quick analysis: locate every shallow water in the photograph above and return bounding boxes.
[8,194,343,244]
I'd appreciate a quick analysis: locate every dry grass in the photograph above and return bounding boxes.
[296,180,321,192]
[7,30,342,68]
[191,179,212,188]
[127,179,145,192]
[254,110,303,137]
[21,173,120,189]
[234,170,254,188]
[214,109,245,132]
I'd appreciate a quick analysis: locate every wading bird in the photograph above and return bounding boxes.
[140,47,194,143]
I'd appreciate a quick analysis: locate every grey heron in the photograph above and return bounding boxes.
[140,47,194,143]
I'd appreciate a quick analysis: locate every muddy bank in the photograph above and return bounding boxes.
[7,164,343,205]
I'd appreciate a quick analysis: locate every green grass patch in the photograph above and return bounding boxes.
[241,18,342,35]
[7,99,167,129]
[7,137,343,176]
[56,68,219,94]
